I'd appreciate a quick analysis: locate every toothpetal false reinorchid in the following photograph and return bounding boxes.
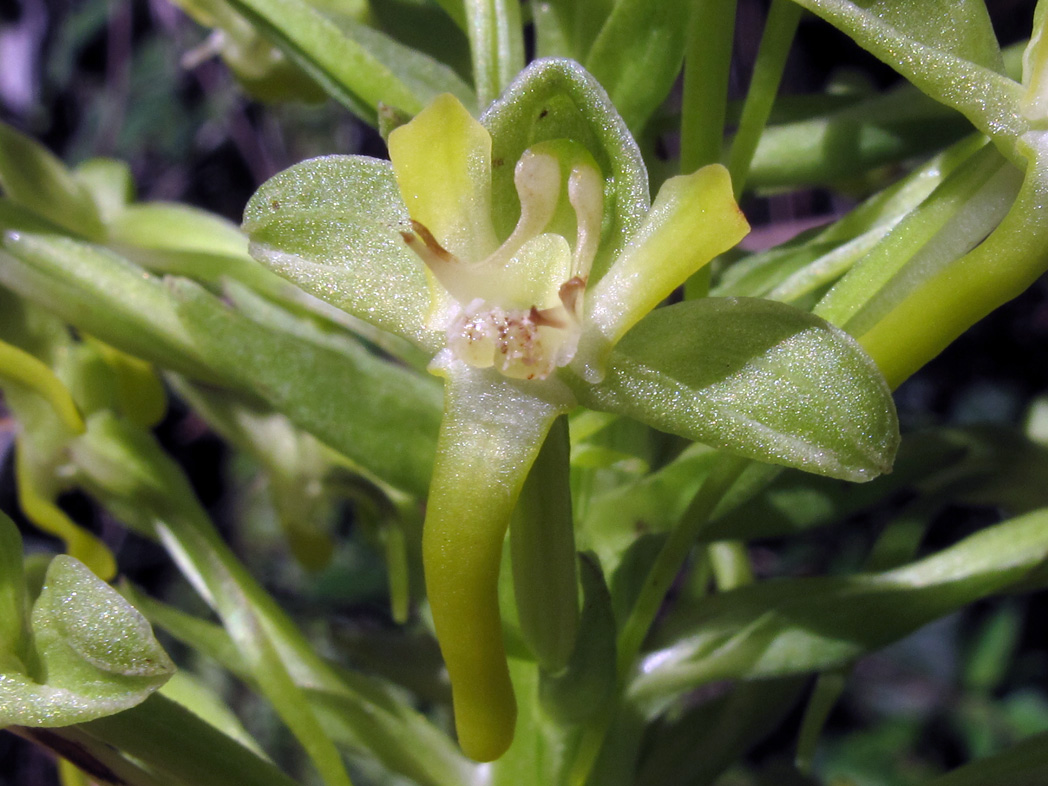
[382,92,747,760]
[244,62,757,763]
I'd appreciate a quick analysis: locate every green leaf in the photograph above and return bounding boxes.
[530,0,612,61]
[481,58,651,281]
[636,678,807,786]
[925,729,1048,786]
[0,234,219,382]
[573,297,899,482]
[243,155,436,350]
[172,278,441,496]
[73,158,135,224]
[0,122,105,240]
[225,0,472,121]
[816,143,1021,336]
[81,694,302,786]
[790,0,1025,158]
[126,585,474,786]
[584,0,689,132]
[0,513,29,668]
[632,507,1048,704]
[109,202,248,259]
[71,413,354,786]
[0,555,174,727]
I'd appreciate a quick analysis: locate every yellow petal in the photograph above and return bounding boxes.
[388,94,499,261]
[579,164,749,379]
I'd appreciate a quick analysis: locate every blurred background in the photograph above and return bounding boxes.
[1,1,1047,784]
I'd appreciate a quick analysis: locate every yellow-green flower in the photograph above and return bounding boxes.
[383,91,747,761]
[243,59,897,761]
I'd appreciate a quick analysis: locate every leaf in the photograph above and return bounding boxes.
[172,278,441,496]
[0,122,104,240]
[481,58,651,280]
[925,729,1048,786]
[0,234,218,382]
[0,555,174,727]
[790,0,1026,156]
[632,507,1048,704]
[126,585,474,786]
[82,694,303,786]
[225,0,472,121]
[530,0,612,60]
[0,513,29,668]
[584,0,689,132]
[72,158,135,224]
[243,154,436,351]
[573,297,899,482]
[109,202,249,259]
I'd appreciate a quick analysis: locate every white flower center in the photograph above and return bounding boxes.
[402,145,603,380]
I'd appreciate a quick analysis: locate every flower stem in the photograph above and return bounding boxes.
[616,453,750,677]
[727,0,803,197]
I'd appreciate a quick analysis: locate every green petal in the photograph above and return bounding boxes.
[388,94,499,260]
[579,164,749,377]
[243,155,434,349]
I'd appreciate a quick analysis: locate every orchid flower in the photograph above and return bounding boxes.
[242,60,898,760]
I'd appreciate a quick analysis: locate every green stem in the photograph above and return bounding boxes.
[464,0,525,106]
[726,0,803,197]
[616,454,750,679]
[680,0,737,299]
[680,0,737,174]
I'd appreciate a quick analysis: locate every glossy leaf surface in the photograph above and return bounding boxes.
[574,297,899,482]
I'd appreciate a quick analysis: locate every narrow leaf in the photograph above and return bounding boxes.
[0,122,104,240]
[172,278,441,496]
[633,507,1048,703]
[584,0,689,132]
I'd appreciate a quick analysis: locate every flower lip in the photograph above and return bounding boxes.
[399,140,605,381]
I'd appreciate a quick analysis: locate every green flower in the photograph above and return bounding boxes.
[243,59,897,760]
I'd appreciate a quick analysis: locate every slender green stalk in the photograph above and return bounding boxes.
[616,455,750,675]
[464,0,525,106]
[726,0,803,196]
[680,0,737,174]
[680,0,737,299]
[794,670,847,773]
